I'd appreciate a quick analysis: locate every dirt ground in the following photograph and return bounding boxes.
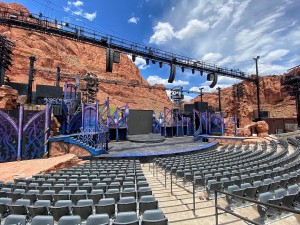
[0,154,84,182]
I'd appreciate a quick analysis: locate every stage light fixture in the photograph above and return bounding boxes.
[168,64,176,83]
[159,62,163,68]
[192,69,195,74]
[200,70,203,76]
[146,59,150,65]
[181,67,184,73]
[152,59,156,64]
[132,54,136,62]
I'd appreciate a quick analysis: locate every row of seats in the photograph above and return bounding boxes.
[3,209,167,225]
[0,195,159,221]
[0,159,168,224]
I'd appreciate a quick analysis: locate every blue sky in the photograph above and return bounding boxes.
[3,0,300,101]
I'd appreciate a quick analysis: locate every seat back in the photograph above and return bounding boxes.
[31,215,54,225]
[58,215,81,225]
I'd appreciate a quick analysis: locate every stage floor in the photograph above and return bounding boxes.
[97,136,218,159]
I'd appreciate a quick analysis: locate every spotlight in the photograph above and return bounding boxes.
[200,70,203,76]
[181,67,184,73]
[152,60,156,64]
[132,54,136,62]
[192,69,195,74]
[159,62,163,68]
[146,59,149,65]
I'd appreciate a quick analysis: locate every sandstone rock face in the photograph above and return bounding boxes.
[0,85,18,109]
[50,114,61,136]
[190,74,296,130]
[0,2,172,114]
[50,142,92,158]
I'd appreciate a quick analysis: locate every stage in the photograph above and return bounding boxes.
[94,136,218,161]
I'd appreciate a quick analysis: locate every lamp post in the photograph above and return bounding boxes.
[217,87,221,112]
[199,87,204,102]
[253,56,261,121]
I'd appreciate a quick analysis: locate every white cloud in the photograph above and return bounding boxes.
[64,1,96,21]
[148,0,299,79]
[264,49,290,62]
[63,6,70,12]
[83,12,97,21]
[184,95,193,102]
[147,75,189,86]
[149,22,174,45]
[202,53,223,63]
[128,17,139,24]
[175,19,210,40]
[127,55,150,70]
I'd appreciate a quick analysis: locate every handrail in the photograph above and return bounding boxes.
[215,189,300,225]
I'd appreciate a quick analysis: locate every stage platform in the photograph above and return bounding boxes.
[94,136,218,162]
[127,133,166,143]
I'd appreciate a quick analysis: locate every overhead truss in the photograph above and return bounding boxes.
[0,6,255,82]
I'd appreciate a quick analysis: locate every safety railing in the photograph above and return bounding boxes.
[215,189,300,225]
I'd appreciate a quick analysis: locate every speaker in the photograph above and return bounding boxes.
[106,47,113,72]
[209,73,218,88]
[207,73,214,81]
[168,64,176,83]
[194,102,208,112]
[113,51,120,63]
[52,105,63,116]
[184,104,194,114]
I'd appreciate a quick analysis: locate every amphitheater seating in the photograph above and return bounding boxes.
[0,159,168,224]
[153,138,300,223]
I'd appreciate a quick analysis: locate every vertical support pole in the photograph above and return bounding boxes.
[215,190,218,225]
[193,181,195,213]
[153,161,155,177]
[217,87,221,112]
[44,104,50,156]
[17,105,24,160]
[96,100,99,132]
[66,102,71,133]
[27,55,36,104]
[171,171,173,195]
[0,66,4,86]
[164,107,167,137]
[81,102,85,131]
[176,111,179,136]
[254,56,261,121]
[164,169,167,189]
[56,66,60,87]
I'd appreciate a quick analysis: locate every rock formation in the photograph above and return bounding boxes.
[0,85,18,109]
[191,74,296,129]
[0,2,172,114]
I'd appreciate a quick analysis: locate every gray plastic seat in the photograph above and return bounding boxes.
[95,198,115,218]
[88,189,104,205]
[139,195,158,214]
[23,189,39,204]
[113,211,139,225]
[9,188,25,203]
[9,198,30,215]
[28,200,51,218]
[0,197,12,217]
[50,200,72,222]
[122,188,137,198]
[117,196,137,213]
[142,209,168,225]
[226,185,239,206]
[58,215,82,225]
[86,214,109,225]
[257,192,275,219]
[4,214,26,225]
[71,190,87,205]
[105,188,120,202]
[31,215,54,225]
[72,199,93,221]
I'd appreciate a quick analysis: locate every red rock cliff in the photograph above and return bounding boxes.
[191,75,296,127]
[0,2,172,113]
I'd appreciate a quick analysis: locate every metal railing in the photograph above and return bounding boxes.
[215,189,300,225]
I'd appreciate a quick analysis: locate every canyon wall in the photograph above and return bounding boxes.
[0,2,172,113]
